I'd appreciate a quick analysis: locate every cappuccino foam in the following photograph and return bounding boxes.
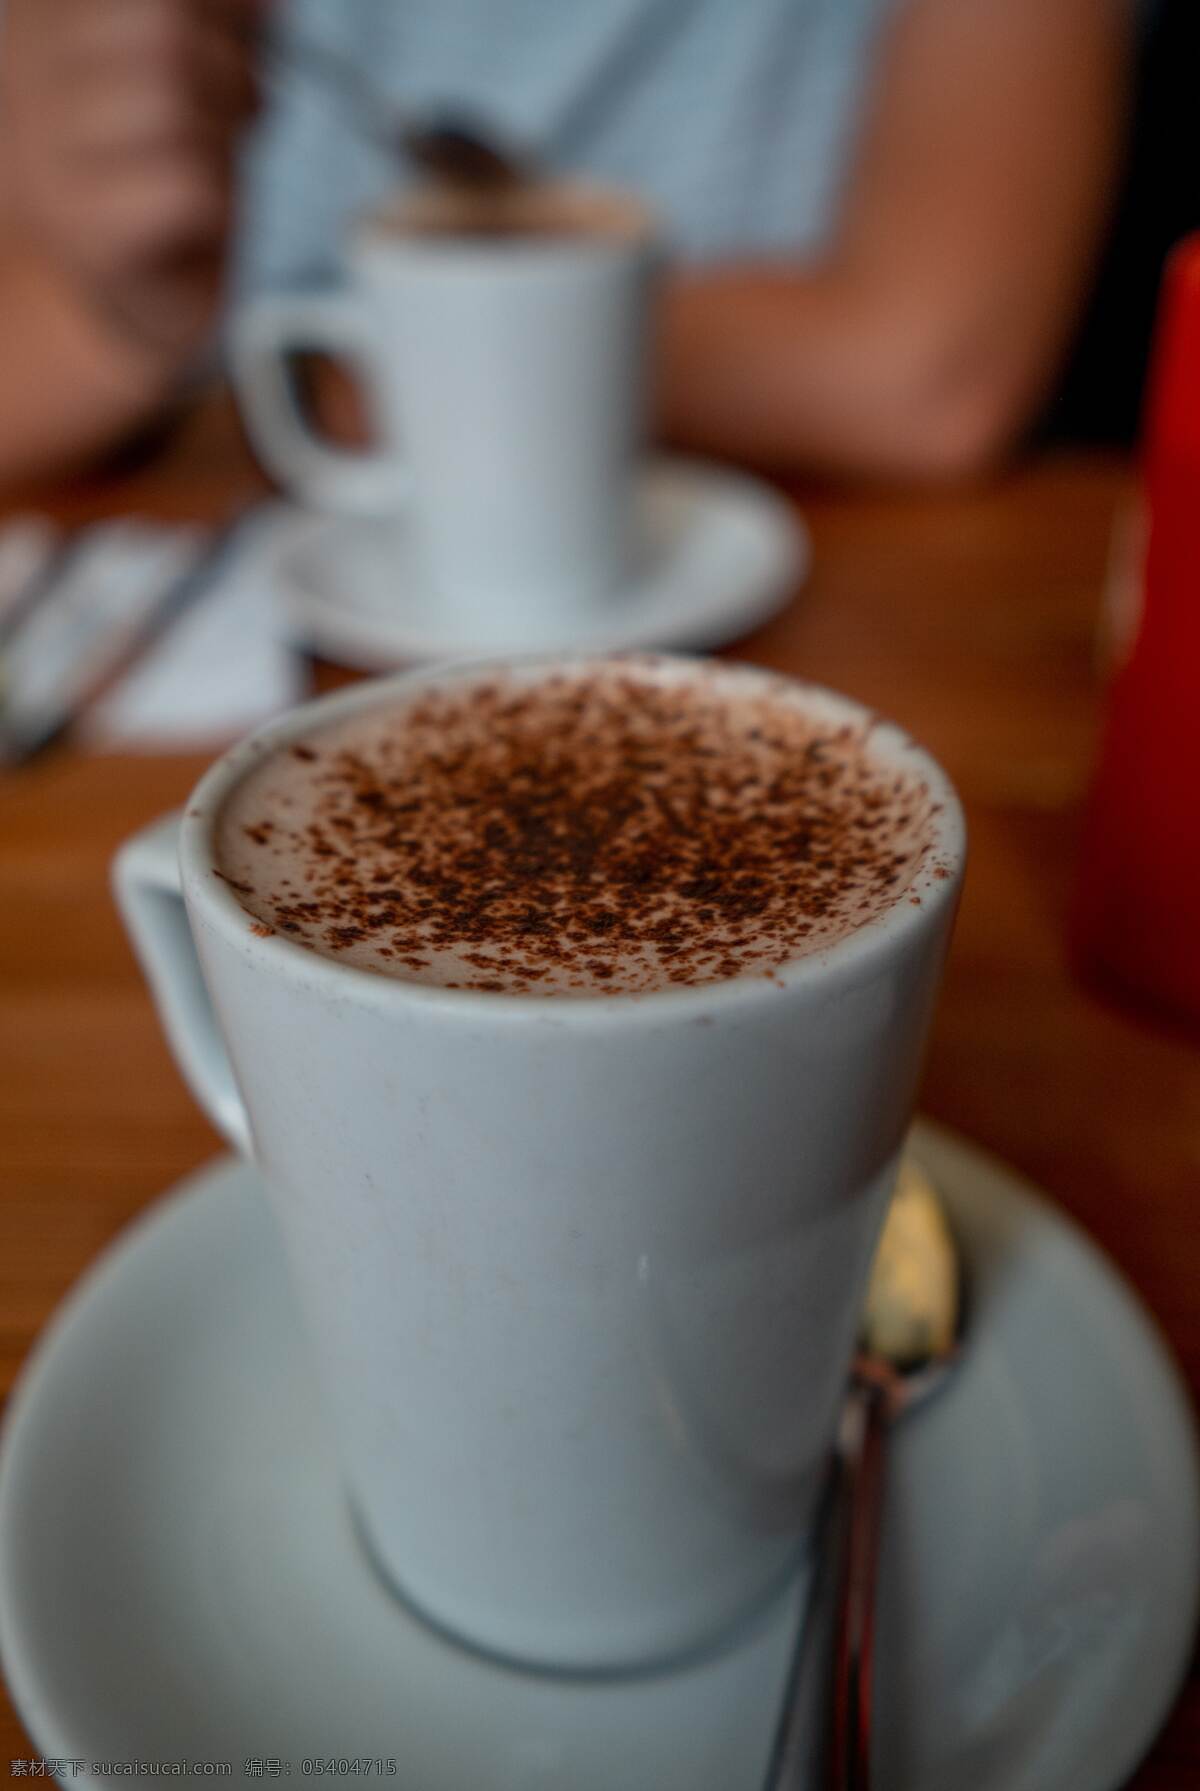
[214,662,938,996]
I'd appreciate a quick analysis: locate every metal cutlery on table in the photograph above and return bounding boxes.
[0,508,260,766]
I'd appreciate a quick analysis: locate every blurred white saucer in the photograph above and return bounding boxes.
[266,457,807,669]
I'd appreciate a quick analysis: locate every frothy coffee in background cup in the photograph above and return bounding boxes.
[232,181,658,637]
[380,177,652,241]
[116,653,964,1672]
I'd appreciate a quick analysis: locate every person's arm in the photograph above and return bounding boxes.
[657,0,1132,483]
[0,232,190,486]
[0,0,259,490]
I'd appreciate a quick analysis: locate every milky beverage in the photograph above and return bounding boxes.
[215,660,940,998]
[379,180,651,243]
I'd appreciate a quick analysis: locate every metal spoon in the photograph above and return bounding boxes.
[400,118,528,191]
[764,1154,965,1791]
[259,27,528,188]
[828,1157,964,1790]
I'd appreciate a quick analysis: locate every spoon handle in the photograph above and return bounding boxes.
[829,1379,889,1791]
[261,30,399,149]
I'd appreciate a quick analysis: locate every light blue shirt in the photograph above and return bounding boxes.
[234,0,898,298]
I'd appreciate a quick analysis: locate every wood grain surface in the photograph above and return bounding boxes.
[1,397,1196,1782]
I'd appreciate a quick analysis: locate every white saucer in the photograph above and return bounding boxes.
[1,1124,1196,1790]
[268,457,807,668]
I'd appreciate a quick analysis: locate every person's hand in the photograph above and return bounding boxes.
[0,0,262,364]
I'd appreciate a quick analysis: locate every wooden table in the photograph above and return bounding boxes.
[1,402,1197,1781]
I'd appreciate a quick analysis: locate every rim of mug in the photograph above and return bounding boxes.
[179,653,966,1025]
[352,178,658,262]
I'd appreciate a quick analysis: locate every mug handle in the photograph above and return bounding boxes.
[230,293,405,514]
[112,813,254,1157]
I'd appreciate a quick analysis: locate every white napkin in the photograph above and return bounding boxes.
[87,508,308,748]
[0,508,309,756]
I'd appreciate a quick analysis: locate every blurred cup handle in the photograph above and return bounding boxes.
[231,293,405,514]
[113,813,253,1157]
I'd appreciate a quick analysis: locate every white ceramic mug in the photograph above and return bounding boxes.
[231,185,657,636]
[113,656,964,1674]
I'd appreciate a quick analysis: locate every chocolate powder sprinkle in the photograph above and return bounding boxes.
[215,668,934,995]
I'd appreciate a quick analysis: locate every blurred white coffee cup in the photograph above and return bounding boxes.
[232,183,658,636]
